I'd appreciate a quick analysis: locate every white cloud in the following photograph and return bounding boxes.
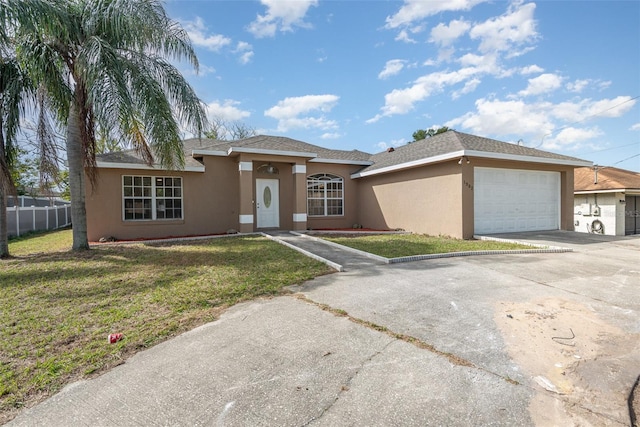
[548,96,637,123]
[369,66,487,121]
[544,127,602,150]
[320,132,341,139]
[520,65,544,75]
[597,80,612,91]
[469,2,538,54]
[205,100,251,122]
[445,95,638,151]
[566,79,590,93]
[452,78,481,99]
[395,29,417,43]
[457,52,501,74]
[519,73,563,96]
[378,59,407,79]
[247,0,318,38]
[264,94,339,132]
[584,96,637,118]
[234,41,254,64]
[182,17,232,51]
[385,0,486,29]
[565,78,612,94]
[447,97,553,136]
[630,123,640,131]
[376,138,406,151]
[181,64,217,77]
[376,141,389,151]
[429,19,471,46]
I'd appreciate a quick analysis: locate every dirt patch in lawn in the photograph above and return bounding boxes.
[495,298,640,426]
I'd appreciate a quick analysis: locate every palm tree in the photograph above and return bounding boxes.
[0,54,34,258]
[1,0,208,250]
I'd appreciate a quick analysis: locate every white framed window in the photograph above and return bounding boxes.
[307,173,344,216]
[122,175,183,221]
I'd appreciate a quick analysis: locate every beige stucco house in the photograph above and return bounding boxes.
[573,166,640,236]
[86,130,591,242]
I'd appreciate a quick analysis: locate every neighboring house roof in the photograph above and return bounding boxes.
[352,130,591,178]
[574,166,640,193]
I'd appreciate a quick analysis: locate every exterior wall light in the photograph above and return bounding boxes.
[257,163,279,174]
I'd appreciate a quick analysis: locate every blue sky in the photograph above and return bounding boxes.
[166,0,640,172]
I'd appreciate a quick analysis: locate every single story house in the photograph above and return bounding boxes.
[86,130,591,241]
[573,166,640,235]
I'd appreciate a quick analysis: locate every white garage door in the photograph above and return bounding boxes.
[474,167,560,234]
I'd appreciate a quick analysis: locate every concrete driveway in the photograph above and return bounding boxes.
[7,232,639,426]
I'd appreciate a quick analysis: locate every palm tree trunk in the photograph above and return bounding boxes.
[66,103,89,250]
[0,124,9,258]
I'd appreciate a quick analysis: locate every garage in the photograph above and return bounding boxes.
[474,167,560,234]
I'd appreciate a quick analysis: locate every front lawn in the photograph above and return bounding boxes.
[321,233,531,258]
[0,230,330,423]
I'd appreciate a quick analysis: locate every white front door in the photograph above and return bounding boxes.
[256,179,279,228]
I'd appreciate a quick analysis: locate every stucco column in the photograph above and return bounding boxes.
[561,170,574,231]
[238,161,254,233]
[292,163,307,231]
[461,161,475,239]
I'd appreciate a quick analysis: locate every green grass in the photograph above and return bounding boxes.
[8,228,74,256]
[0,230,331,422]
[322,233,531,258]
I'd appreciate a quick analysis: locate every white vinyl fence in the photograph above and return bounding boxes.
[5,196,71,237]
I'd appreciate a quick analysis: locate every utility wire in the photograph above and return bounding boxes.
[580,141,639,155]
[613,153,640,166]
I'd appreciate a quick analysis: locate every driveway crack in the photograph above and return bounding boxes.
[301,339,395,426]
[291,294,524,388]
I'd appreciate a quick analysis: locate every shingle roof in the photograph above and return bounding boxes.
[97,135,372,168]
[357,130,589,174]
[184,135,373,162]
[574,166,640,192]
[96,131,590,172]
[96,148,205,169]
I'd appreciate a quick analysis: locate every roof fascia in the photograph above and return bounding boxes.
[464,150,593,167]
[351,151,465,178]
[351,150,592,179]
[96,161,205,173]
[191,149,227,157]
[227,147,317,158]
[310,158,374,166]
[575,189,638,195]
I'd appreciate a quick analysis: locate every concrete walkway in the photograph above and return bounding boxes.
[7,231,640,426]
[263,231,386,271]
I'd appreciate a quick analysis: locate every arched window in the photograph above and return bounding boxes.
[307,173,344,216]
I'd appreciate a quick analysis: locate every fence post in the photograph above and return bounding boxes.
[45,206,49,230]
[15,206,20,237]
[32,205,36,233]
